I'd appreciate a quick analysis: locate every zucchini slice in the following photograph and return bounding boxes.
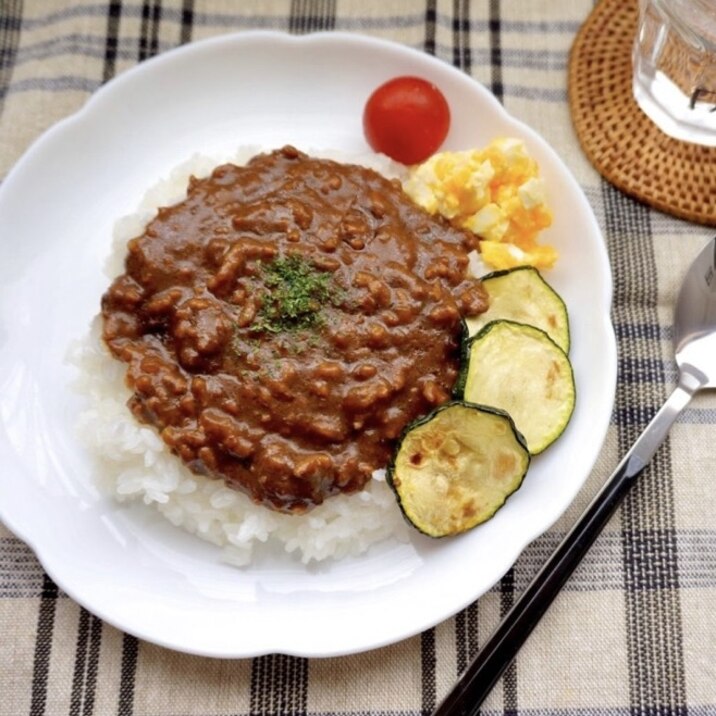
[386,401,530,538]
[466,266,570,353]
[462,320,575,455]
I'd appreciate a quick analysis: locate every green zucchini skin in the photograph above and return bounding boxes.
[452,317,471,398]
[386,400,530,538]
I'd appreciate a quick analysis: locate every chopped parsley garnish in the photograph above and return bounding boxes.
[250,254,341,334]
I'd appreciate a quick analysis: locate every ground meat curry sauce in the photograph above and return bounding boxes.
[102,147,488,513]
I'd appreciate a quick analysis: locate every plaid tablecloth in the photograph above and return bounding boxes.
[1,1,715,714]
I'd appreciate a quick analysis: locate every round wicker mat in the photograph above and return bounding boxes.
[568,0,716,226]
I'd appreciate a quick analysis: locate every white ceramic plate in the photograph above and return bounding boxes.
[0,31,616,658]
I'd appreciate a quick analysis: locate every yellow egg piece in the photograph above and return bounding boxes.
[403,138,558,272]
[481,240,558,270]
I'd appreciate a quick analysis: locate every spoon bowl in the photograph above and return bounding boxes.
[674,238,716,388]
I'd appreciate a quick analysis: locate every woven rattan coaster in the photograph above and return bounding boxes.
[568,0,716,226]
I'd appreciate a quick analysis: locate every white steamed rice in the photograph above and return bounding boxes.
[70,146,415,566]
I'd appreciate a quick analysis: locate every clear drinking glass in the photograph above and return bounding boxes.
[632,0,716,146]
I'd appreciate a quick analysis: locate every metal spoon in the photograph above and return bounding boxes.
[433,236,716,716]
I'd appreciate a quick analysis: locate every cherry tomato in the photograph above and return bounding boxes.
[362,76,451,165]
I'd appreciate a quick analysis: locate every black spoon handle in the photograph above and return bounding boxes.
[432,377,698,716]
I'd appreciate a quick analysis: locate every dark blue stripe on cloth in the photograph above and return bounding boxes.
[603,174,688,715]
[614,405,667,427]
[619,356,672,383]
[29,574,58,716]
[2,34,568,72]
[612,406,716,425]
[614,322,668,341]
[12,5,584,34]
[0,74,100,98]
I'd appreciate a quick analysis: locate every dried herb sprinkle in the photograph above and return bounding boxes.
[251,254,341,334]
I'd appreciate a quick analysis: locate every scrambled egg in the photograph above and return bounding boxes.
[403,138,557,270]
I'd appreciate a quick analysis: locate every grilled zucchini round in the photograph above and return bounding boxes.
[386,401,530,538]
[466,266,570,353]
[461,320,575,455]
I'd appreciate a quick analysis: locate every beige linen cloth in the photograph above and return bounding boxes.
[1,1,715,714]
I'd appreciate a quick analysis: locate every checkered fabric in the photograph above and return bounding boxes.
[1,1,715,715]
